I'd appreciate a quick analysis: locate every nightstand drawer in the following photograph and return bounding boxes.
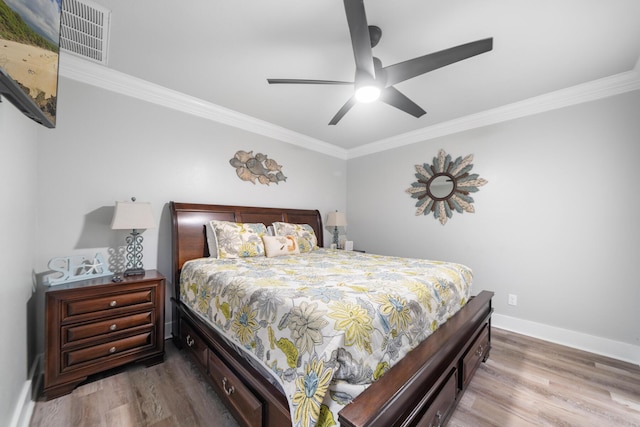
[63,311,153,344]
[64,290,153,319]
[64,331,153,368]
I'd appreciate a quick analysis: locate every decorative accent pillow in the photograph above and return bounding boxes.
[272,222,318,253]
[210,220,267,258]
[262,235,300,258]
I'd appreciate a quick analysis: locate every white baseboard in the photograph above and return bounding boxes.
[492,313,640,365]
[8,381,34,427]
[9,354,41,427]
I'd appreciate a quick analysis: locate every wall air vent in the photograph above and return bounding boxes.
[60,0,111,65]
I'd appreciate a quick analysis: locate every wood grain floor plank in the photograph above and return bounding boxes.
[449,328,640,427]
[105,404,140,427]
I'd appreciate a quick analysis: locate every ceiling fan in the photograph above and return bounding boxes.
[267,0,493,125]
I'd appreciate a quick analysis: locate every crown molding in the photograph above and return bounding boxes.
[347,69,640,159]
[58,53,348,160]
[59,52,638,161]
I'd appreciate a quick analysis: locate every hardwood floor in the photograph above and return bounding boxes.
[30,328,640,426]
[30,343,240,427]
[449,329,640,427]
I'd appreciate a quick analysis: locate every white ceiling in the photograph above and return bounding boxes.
[85,0,640,151]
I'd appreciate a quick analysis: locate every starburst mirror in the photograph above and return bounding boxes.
[406,149,487,225]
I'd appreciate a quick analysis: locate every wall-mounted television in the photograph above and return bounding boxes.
[0,0,62,128]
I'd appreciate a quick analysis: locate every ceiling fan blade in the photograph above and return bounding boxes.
[343,0,375,79]
[384,38,493,86]
[380,86,426,118]
[329,96,357,125]
[267,78,352,85]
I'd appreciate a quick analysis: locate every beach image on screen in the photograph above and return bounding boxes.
[0,0,61,124]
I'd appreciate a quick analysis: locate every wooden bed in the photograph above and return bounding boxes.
[170,201,494,427]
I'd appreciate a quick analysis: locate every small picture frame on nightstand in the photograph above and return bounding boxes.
[344,241,354,251]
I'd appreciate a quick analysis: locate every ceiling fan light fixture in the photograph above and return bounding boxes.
[267,1,493,125]
[355,85,381,103]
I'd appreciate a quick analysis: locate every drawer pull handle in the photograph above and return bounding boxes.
[222,377,235,396]
[109,346,116,354]
[476,345,484,357]
[186,334,195,347]
[428,410,443,427]
[109,324,117,331]
[109,300,117,307]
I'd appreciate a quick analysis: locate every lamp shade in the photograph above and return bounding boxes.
[326,211,347,227]
[111,200,155,230]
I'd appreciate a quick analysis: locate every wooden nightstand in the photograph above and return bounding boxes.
[43,270,165,399]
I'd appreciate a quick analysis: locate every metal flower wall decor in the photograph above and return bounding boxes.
[230,150,287,185]
[406,149,487,225]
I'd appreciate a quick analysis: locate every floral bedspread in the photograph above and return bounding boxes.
[180,249,473,427]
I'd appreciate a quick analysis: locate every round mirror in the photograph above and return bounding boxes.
[405,149,488,225]
[428,174,455,199]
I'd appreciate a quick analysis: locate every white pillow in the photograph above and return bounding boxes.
[267,225,275,236]
[205,222,218,258]
[262,235,300,258]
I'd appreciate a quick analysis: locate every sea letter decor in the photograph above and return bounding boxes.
[230,150,287,185]
[406,149,487,225]
[47,253,112,285]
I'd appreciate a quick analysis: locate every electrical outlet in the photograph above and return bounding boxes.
[508,294,518,306]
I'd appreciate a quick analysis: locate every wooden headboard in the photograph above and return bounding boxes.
[170,202,323,286]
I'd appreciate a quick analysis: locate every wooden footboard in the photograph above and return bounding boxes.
[339,290,493,427]
[174,291,493,427]
[170,202,494,427]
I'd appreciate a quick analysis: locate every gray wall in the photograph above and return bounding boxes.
[0,101,39,426]
[346,90,640,350]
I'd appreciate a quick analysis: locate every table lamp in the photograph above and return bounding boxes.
[326,211,347,248]
[111,197,155,276]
